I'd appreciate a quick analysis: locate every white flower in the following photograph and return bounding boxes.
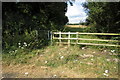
[19,46,21,48]
[60,56,64,59]
[25,72,29,75]
[93,51,96,53]
[18,43,21,45]
[59,53,61,55]
[80,62,83,63]
[75,59,78,61]
[104,50,107,52]
[24,44,27,47]
[53,74,57,77]
[111,50,115,53]
[21,47,24,49]
[103,73,108,76]
[82,47,85,50]
[105,70,109,73]
[64,47,67,48]
[24,42,27,45]
[15,50,18,53]
[45,61,48,63]
[106,59,110,62]
[91,58,94,61]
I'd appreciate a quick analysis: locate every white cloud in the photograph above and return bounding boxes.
[68,16,87,24]
[65,0,87,24]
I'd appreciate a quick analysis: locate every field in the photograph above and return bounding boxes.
[65,25,87,28]
[2,45,119,78]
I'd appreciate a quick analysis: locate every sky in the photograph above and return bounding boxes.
[65,0,87,24]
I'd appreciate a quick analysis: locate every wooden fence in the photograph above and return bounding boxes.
[52,32,120,47]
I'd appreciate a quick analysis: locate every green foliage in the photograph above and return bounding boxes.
[83,2,120,33]
[2,2,68,51]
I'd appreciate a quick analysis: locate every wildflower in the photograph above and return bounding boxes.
[18,43,21,45]
[80,62,83,63]
[60,56,64,59]
[19,46,21,48]
[91,58,94,61]
[106,59,110,62]
[114,67,116,69]
[82,47,85,50]
[24,44,27,47]
[75,59,78,61]
[59,53,61,55]
[93,51,96,53]
[45,61,47,63]
[25,72,29,75]
[103,73,108,76]
[24,42,27,45]
[64,46,67,48]
[111,50,115,53]
[105,70,109,73]
[15,50,18,53]
[104,50,107,52]
[53,74,57,77]
[23,42,27,47]
[21,47,24,49]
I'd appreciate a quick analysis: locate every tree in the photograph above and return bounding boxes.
[83,2,120,33]
[2,2,68,50]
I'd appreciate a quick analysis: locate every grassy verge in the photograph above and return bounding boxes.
[2,45,119,78]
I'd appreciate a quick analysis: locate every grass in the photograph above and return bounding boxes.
[2,26,119,78]
[2,45,119,78]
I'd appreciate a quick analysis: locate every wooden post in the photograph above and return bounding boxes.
[68,32,70,46]
[59,31,61,46]
[50,31,53,45]
[48,31,49,40]
[76,32,78,45]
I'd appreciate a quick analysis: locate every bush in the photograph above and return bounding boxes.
[3,30,50,52]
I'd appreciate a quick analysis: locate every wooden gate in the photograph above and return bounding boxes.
[51,31,120,47]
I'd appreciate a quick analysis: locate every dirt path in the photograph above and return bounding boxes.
[3,64,97,78]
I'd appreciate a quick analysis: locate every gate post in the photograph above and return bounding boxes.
[76,32,78,45]
[68,31,70,46]
[59,31,61,46]
[50,31,53,45]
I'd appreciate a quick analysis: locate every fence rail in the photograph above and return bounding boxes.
[52,32,120,47]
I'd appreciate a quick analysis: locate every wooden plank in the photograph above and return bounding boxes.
[77,43,120,47]
[53,37,119,42]
[55,42,120,47]
[53,32,120,35]
[53,32,120,47]
[78,33,120,35]
[53,32,77,34]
